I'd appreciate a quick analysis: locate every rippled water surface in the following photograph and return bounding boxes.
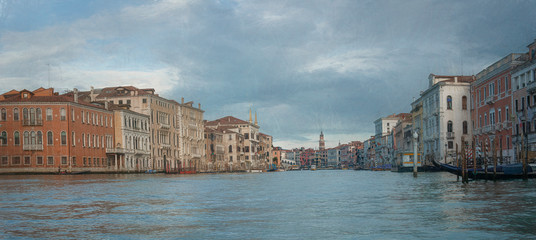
[1,171,536,239]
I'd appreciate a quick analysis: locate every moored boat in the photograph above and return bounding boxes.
[432,159,536,180]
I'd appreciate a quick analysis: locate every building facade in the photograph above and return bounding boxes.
[0,88,115,173]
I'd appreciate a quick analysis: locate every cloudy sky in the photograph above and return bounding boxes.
[0,0,535,149]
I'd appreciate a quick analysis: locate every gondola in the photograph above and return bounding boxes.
[432,159,536,180]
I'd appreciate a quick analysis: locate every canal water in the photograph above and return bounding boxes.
[1,171,535,239]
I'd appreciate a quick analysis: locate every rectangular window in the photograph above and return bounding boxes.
[94,158,98,167]
[72,157,76,166]
[61,156,67,165]
[36,156,43,165]
[72,131,76,146]
[60,108,66,121]
[127,100,131,104]
[1,156,8,165]
[83,157,87,166]
[143,98,147,103]
[24,156,30,165]
[47,156,54,165]
[12,156,20,165]
[448,141,453,149]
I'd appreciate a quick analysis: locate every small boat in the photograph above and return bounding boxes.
[310,165,316,171]
[432,159,536,180]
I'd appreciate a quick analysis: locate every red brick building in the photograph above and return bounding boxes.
[0,88,115,173]
[471,53,526,163]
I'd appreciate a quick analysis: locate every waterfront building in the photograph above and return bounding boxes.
[512,39,536,161]
[411,74,476,164]
[205,126,225,172]
[284,149,301,167]
[374,113,410,166]
[107,104,151,172]
[327,147,341,167]
[361,136,376,168]
[300,148,315,167]
[471,53,525,164]
[271,146,282,167]
[177,99,205,173]
[392,115,413,169]
[87,86,204,172]
[0,88,115,173]
[205,113,262,170]
[259,132,273,169]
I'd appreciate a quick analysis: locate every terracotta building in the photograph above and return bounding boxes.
[0,88,115,173]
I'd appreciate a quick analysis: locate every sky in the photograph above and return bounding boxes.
[0,0,535,149]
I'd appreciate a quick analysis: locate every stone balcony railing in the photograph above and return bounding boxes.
[22,144,43,151]
[527,81,536,94]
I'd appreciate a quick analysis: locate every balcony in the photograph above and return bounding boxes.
[159,123,170,129]
[22,144,43,151]
[106,148,127,154]
[485,95,496,105]
[22,119,43,126]
[527,81,536,94]
[446,132,455,139]
[495,124,502,131]
[482,125,492,133]
[502,121,512,129]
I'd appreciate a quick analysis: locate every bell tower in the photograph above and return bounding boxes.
[319,131,325,150]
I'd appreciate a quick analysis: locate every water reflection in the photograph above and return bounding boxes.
[1,172,535,239]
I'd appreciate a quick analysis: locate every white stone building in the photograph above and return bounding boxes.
[412,74,475,164]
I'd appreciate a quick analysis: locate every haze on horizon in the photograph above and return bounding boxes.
[0,0,535,149]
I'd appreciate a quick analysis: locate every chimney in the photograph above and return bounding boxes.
[105,101,109,110]
[90,86,95,102]
[73,88,79,103]
[198,103,201,109]
[249,108,252,123]
[181,97,184,104]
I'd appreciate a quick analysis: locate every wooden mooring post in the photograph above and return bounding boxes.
[493,138,497,180]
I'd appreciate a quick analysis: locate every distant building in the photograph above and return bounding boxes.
[205,112,265,170]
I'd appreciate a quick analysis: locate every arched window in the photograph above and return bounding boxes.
[61,131,67,145]
[0,131,7,145]
[14,131,20,145]
[47,131,54,145]
[23,108,28,123]
[447,96,453,110]
[36,108,42,121]
[13,108,19,121]
[37,131,42,145]
[462,96,467,110]
[447,121,453,132]
[30,131,36,145]
[23,131,29,145]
